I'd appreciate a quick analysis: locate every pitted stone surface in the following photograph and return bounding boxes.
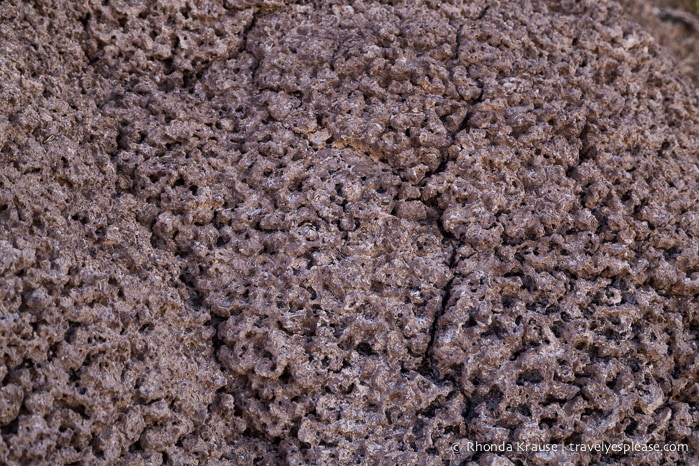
[1,0,698,464]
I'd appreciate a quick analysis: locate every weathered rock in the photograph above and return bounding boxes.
[0,0,697,464]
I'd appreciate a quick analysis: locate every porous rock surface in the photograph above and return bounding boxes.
[1,0,698,464]
[620,0,699,85]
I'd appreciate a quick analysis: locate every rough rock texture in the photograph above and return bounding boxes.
[1,0,698,464]
[621,0,699,85]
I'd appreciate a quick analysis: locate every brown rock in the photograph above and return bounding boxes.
[1,0,698,464]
